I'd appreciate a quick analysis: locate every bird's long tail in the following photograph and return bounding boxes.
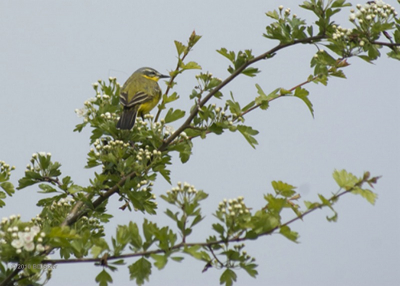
[117,106,138,130]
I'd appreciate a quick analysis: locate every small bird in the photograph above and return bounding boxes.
[117,67,169,130]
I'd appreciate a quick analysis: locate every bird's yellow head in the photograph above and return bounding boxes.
[135,67,170,82]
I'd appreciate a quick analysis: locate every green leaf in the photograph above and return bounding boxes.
[255,84,269,110]
[129,222,143,249]
[212,223,225,236]
[242,67,260,77]
[331,0,351,8]
[294,87,314,117]
[38,184,57,194]
[181,61,202,70]
[237,125,259,148]
[95,269,113,286]
[240,262,258,278]
[279,225,299,242]
[220,269,237,286]
[174,40,186,56]
[271,181,296,197]
[150,254,168,270]
[0,182,15,196]
[217,48,236,62]
[129,258,151,285]
[183,245,210,261]
[171,256,184,262]
[265,10,279,20]
[387,50,400,61]
[164,108,186,123]
[163,92,179,104]
[351,187,378,205]
[332,169,358,190]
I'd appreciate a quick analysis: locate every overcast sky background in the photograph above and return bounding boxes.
[1,0,399,285]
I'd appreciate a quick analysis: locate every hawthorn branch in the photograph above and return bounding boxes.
[158,35,325,151]
[41,185,352,266]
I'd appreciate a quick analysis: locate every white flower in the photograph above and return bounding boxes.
[31,226,40,236]
[11,239,24,249]
[22,232,34,243]
[75,108,85,117]
[24,242,35,251]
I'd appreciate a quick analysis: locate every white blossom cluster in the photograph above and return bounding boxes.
[331,25,353,40]
[0,216,45,254]
[1,214,21,226]
[209,103,234,125]
[100,111,118,120]
[75,87,117,123]
[135,146,162,162]
[10,226,45,253]
[350,1,397,23]
[218,196,250,217]
[92,138,131,157]
[166,181,198,195]
[49,197,75,211]
[0,160,15,177]
[80,216,104,232]
[278,5,292,17]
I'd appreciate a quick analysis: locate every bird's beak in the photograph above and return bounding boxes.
[159,74,170,79]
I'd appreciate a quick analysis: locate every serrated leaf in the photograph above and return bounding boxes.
[0,182,15,196]
[279,225,299,242]
[294,87,314,117]
[237,125,259,148]
[217,48,235,62]
[255,84,269,110]
[150,254,168,270]
[351,187,378,205]
[265,10,279,20]
[240,262,258,278]
[212,223,225,235]
[174,40,186,56]
[220,269,237,286]
[38,184,57,194]
[129,258,151,285]
[332,169,358,190]
[164,108,185,123]
[182,61,202,70]
[242,67,260,77]
[271,181,296,197]
[95,269,113,286]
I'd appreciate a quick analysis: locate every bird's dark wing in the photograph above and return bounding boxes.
[119,91,152,108]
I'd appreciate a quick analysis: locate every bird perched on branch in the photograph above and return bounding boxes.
[117,67,169,130]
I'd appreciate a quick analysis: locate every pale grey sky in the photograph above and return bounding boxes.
[1,0,399,285]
